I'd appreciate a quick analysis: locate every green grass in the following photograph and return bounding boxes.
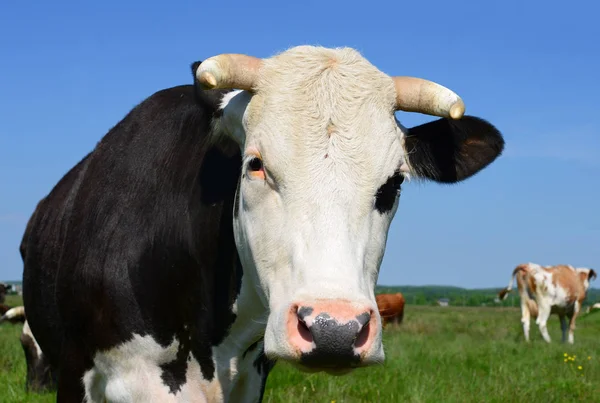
[1,297,599,402]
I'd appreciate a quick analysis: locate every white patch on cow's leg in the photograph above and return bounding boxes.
[520,301,531,342]
[559,315,568,343]
[567,301,580,344]
[536,303,552,343]
[83,334,216,403]
[522,315,531,342]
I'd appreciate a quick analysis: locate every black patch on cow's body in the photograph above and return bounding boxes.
[243,338,260,359]
[253,346,276,403]
[160,328,192,394]
[374,171,403,213]
[21,81,247,400]
[404,116,504,183]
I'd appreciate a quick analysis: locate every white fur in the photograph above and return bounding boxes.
[22,320,43,359]
[218,46,409,364]
[83,334,215,403]
[2,305,25,321]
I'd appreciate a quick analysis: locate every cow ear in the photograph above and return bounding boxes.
[190,61,250,147]
[589,269,597,281]
[400,116,504,183]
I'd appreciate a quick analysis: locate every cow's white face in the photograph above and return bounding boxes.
[203,46,504,371]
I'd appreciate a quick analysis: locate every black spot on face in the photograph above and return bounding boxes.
[374,171,404,214]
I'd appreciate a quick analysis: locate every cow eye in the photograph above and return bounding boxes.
[374,171,404,213]
[247,157,265,180]
[248,157,263,171]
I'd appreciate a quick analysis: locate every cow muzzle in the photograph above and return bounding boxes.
[283,299,381,371]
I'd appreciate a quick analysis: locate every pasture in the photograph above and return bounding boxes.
[1,295,598,402]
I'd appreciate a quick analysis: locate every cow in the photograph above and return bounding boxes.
[0,282,11,303]
[0,305,55,392]
[376,293,405,327]
[21,45,504,402]
[0,305,25,324]
[587,302,600,313]
[498,263,596,344]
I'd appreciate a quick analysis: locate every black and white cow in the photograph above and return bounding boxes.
[21,45,504,402]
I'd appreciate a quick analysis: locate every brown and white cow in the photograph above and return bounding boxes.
[498,263,596,344]
[376,293,405,327]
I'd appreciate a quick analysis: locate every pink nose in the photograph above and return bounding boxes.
[286,300,377,368]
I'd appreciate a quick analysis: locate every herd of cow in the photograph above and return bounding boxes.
[0,45,596,402]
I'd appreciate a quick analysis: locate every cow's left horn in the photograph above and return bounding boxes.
[196,54,262,91]
[392,76,465,119]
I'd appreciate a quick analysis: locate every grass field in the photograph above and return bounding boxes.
[1,295,599,402]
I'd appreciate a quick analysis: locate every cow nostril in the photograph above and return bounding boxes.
[297,316,313,343]
[354,321,370,348]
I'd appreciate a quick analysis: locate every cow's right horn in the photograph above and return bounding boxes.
[196,54,262,91]
[392,76,465,120]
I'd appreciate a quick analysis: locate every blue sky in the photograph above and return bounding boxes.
[0,1,598,288]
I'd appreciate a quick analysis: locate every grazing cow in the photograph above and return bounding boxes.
[0,306,55,392]
[376,293,405,326]
[22,45,504,402]
[498,263,596,344]
[0,305,26,324]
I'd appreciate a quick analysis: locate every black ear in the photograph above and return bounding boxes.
[403,116,504,183]
[589,269,597,281]
[191,61,203,76]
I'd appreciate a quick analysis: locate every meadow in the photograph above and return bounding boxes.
[1,294,599,402]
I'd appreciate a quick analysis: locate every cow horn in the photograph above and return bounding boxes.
[196,54,262,91]
[392,76,465,119]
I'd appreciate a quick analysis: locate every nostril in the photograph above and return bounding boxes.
[297,317,313,343]
[354,321,370,348]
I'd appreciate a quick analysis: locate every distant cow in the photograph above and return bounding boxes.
[498,263,596,344]
[0,283,11,303]
[0,305,26,324]
[376,293,405,326]
[0,305,56,392]
[22,45,504,402]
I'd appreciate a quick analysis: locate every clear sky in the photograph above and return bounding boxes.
[1,1,598,288]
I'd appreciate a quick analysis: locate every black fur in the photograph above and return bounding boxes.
[253,346,276,403]
[21,82,245,400]
[374,171,403,214]
[404,116,504,183]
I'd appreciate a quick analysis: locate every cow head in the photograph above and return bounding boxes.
[193,46,504,372]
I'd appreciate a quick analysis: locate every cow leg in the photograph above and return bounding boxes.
[535,303,552,343]
[520,303,531,342]
[559,315,568,343]
[567,301,581,344]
